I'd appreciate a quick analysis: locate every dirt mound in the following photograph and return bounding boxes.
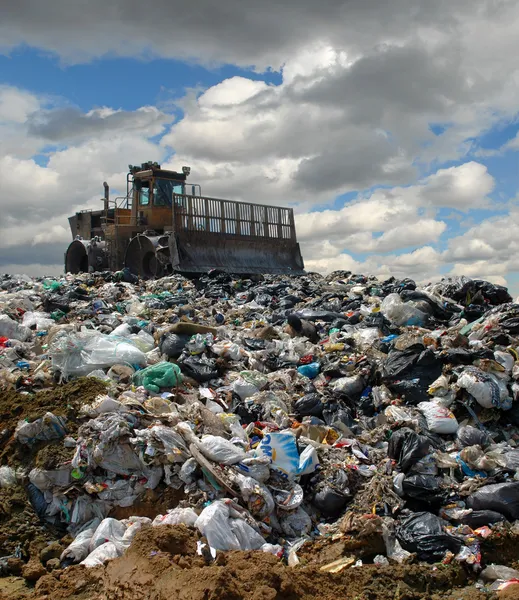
[128,524,199,558]
[0,377,107,438]
[1,526,495,600]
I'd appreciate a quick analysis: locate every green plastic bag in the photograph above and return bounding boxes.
[43,280,62,291]
[132,362,182,393]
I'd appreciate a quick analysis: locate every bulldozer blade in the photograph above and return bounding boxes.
[169,231,305,275]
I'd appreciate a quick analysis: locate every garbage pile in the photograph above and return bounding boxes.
[2,270,519,593]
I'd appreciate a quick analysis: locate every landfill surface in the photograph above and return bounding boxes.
[2,270,519,599]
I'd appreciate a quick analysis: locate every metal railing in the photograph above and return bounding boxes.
[172,194,296,241]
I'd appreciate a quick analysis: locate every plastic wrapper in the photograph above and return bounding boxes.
[257,432,318,478]
[481,564,519,581]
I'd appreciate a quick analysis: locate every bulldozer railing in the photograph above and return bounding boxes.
[171,194,296,241]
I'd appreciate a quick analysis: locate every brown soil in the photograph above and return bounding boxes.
[0,378,107,439]
[0,378,107,466]
[34,444,74,470]
[0,485,58,559]
[498,585,519,599]
[0,526,499,600]
[109,487,186,521]
[480,526,519,567]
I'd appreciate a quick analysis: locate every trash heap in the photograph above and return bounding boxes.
[2,270,519,593]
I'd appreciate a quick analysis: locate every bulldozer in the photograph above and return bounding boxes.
[65,162,305,278]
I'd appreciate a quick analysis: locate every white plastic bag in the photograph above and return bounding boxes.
[0,315,30,341]
[0,466,16,488]
[89,518,127,552]
[81,541,122,567]
[61,519,101,563]
[195,501,241,551]
[457,368,511,409]
[50,331,147,377]
[381,294,427,326]
[29,467,71,491]
[15,412,67,445]
[230,519,265,550]
[417,401,458,434]
[22,311,54,331]
[279,507,312,537]
[233,378,259,400]
[152,507,198,527]
[198,435,246,465]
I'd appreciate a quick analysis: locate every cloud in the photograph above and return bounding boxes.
[27,106,171,143]
[0,1,518,292]
[0,0,485,68]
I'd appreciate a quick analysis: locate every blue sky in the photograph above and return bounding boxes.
[0,0,518,293]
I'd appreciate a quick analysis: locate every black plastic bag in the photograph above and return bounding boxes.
[243,338,268,351]
[295,309,344,322]
[160,333,191,359]
[402,474,446,505]
[396,512,462,562]
[459,510,506,528]
[294,394,324,418]
[456,425,490,449]
[388,428,431,473]
[322,400,355,429]
[232,396,265,425]
[27,483,47,520]
[312,469,350,518]
[179,355,219,383]
[467,482,519,521]
[43,293,71,313]
[383,345,424,379]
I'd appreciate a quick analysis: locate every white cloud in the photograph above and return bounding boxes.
[0,1,518,291]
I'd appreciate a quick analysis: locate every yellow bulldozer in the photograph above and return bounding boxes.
[65,162,305,278]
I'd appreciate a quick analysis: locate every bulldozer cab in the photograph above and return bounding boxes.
[130,165,191,231]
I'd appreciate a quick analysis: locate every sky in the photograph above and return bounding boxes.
[0,1,518,293]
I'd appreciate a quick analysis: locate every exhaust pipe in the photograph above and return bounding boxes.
[103,182,109,212]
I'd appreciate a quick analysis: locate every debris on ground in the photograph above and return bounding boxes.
[1,270,519,598]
